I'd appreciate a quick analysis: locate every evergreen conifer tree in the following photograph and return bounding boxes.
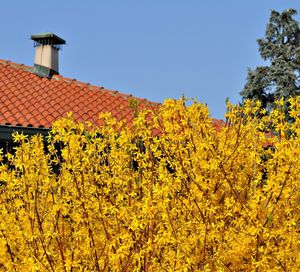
[240,9,300,111]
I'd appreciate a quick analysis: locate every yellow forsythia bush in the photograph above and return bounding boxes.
[0,98,299,271]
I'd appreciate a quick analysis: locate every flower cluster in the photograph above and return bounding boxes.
[0,98,299,271]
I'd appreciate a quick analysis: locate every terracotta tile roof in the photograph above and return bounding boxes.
[0,59,225,133]
[211,119,225,132]
[0,59,158,128]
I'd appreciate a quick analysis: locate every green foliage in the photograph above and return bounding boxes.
[240,9,300,111]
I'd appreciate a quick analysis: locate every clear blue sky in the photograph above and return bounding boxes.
[1,1,300,119]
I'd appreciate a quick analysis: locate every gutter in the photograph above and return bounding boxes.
[0,125,51,141]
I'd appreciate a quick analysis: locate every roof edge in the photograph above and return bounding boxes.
[0,125,50,140]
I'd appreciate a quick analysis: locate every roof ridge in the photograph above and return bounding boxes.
[51,72,132,98]
[0,59,32,72]
[0,58,159,105]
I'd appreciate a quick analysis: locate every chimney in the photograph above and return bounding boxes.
[31,32,66,78]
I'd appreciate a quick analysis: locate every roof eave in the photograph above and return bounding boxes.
[0,125,50,141]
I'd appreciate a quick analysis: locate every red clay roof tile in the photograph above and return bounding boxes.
[0,59,224,132]
[0,59,159,128]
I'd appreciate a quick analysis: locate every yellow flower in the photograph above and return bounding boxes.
[0,98,299,270]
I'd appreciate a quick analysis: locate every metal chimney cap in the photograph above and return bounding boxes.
[31,32,66,45]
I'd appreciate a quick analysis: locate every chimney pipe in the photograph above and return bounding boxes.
[31,32,65,78]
